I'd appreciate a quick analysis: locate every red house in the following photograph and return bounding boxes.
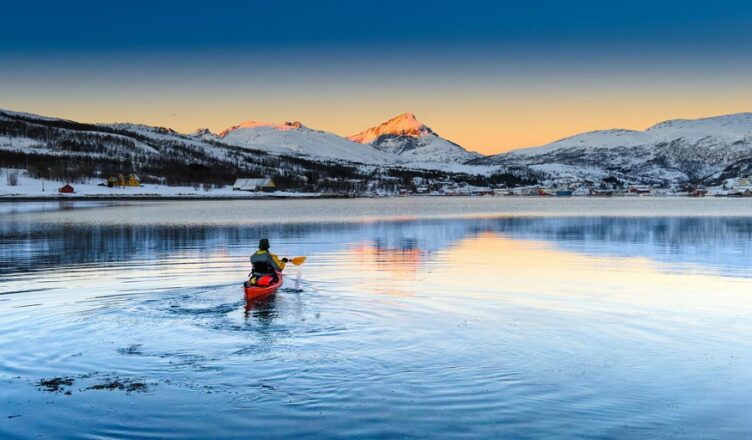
[58,184,75,194]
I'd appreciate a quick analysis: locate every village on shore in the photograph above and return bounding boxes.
[490,176,752,198]
[3,167,752,200]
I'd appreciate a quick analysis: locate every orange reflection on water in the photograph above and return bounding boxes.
[335,243,426,297]
[348,244,423,277]
[422,231,752,314]
[329,232,752,316]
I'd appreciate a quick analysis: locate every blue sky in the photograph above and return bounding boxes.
[2,0,751,152]
[3,0,751,53]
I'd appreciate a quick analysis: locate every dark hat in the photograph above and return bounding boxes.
[259,238,270,250]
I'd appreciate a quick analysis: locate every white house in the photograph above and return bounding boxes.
[232,178,276,192]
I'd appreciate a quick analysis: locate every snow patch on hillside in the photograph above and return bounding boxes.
[371,133,481,163]
[0,136,46,151]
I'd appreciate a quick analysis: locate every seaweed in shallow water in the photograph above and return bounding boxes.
[117,344,143,355]
[85,378,149,393]
[37,377,75,393]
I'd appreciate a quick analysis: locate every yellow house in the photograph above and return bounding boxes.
[127,174,141,187]
[107,174,141,187]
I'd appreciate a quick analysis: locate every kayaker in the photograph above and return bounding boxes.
[249,239,287,286]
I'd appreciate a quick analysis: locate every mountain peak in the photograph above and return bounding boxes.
[391,112,419,125]
[218,120,304,138]
[189,128,219,141]
[349,113,434,144]
[191,128,214,136]
[348,113,480,163]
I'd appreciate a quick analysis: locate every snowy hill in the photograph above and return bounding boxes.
[8,107,752,189]
[349,113,482,164]
[215,120,401,164]
[473,113,752,184]
[0,108,384,189]
[1,108,507,196]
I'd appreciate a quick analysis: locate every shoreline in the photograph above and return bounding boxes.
[0,194,357,202]
[2,194,747,202]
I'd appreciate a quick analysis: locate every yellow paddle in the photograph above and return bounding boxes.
[286,256,306,266]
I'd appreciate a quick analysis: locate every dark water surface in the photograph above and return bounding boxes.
[1,198,751,439]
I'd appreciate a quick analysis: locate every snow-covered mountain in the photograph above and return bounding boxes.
[212,120,400,164]
[1,108,501,195]
[1,109,480,167]
[349,113,481,163]
[472,113,752,185]
[0,108,387,188]
[6,106,752,187]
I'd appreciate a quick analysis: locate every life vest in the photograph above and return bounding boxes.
[251,250,273,275]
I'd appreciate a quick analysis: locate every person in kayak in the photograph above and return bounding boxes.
[248,239,287,286]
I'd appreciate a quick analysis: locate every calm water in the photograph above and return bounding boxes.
[1,198,751,439]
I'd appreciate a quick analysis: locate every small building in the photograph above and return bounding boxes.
[233,177,276,192]
[629,186,652,194]
[106,174,141,187]
[127,174,141,187]
[504,185,538,196]
[58,184,75,194]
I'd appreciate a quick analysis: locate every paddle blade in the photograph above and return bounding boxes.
[289,256,306,266]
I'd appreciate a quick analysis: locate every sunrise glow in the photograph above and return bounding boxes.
[3,1,752,154]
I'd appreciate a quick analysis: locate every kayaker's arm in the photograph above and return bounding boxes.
[270,253,286,271]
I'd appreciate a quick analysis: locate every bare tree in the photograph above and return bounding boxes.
[6,171,18,186]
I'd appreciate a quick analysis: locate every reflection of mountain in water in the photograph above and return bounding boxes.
[0,220,474,274]
[2,217,751,278]
[487,217,752,277]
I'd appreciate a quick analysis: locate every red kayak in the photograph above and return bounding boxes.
[243,272,283,301]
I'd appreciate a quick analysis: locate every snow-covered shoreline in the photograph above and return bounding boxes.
[0,169,324,200]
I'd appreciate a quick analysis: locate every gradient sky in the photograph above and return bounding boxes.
[2,0,752,154]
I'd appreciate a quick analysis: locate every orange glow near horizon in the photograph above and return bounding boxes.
[5,83,752,155]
